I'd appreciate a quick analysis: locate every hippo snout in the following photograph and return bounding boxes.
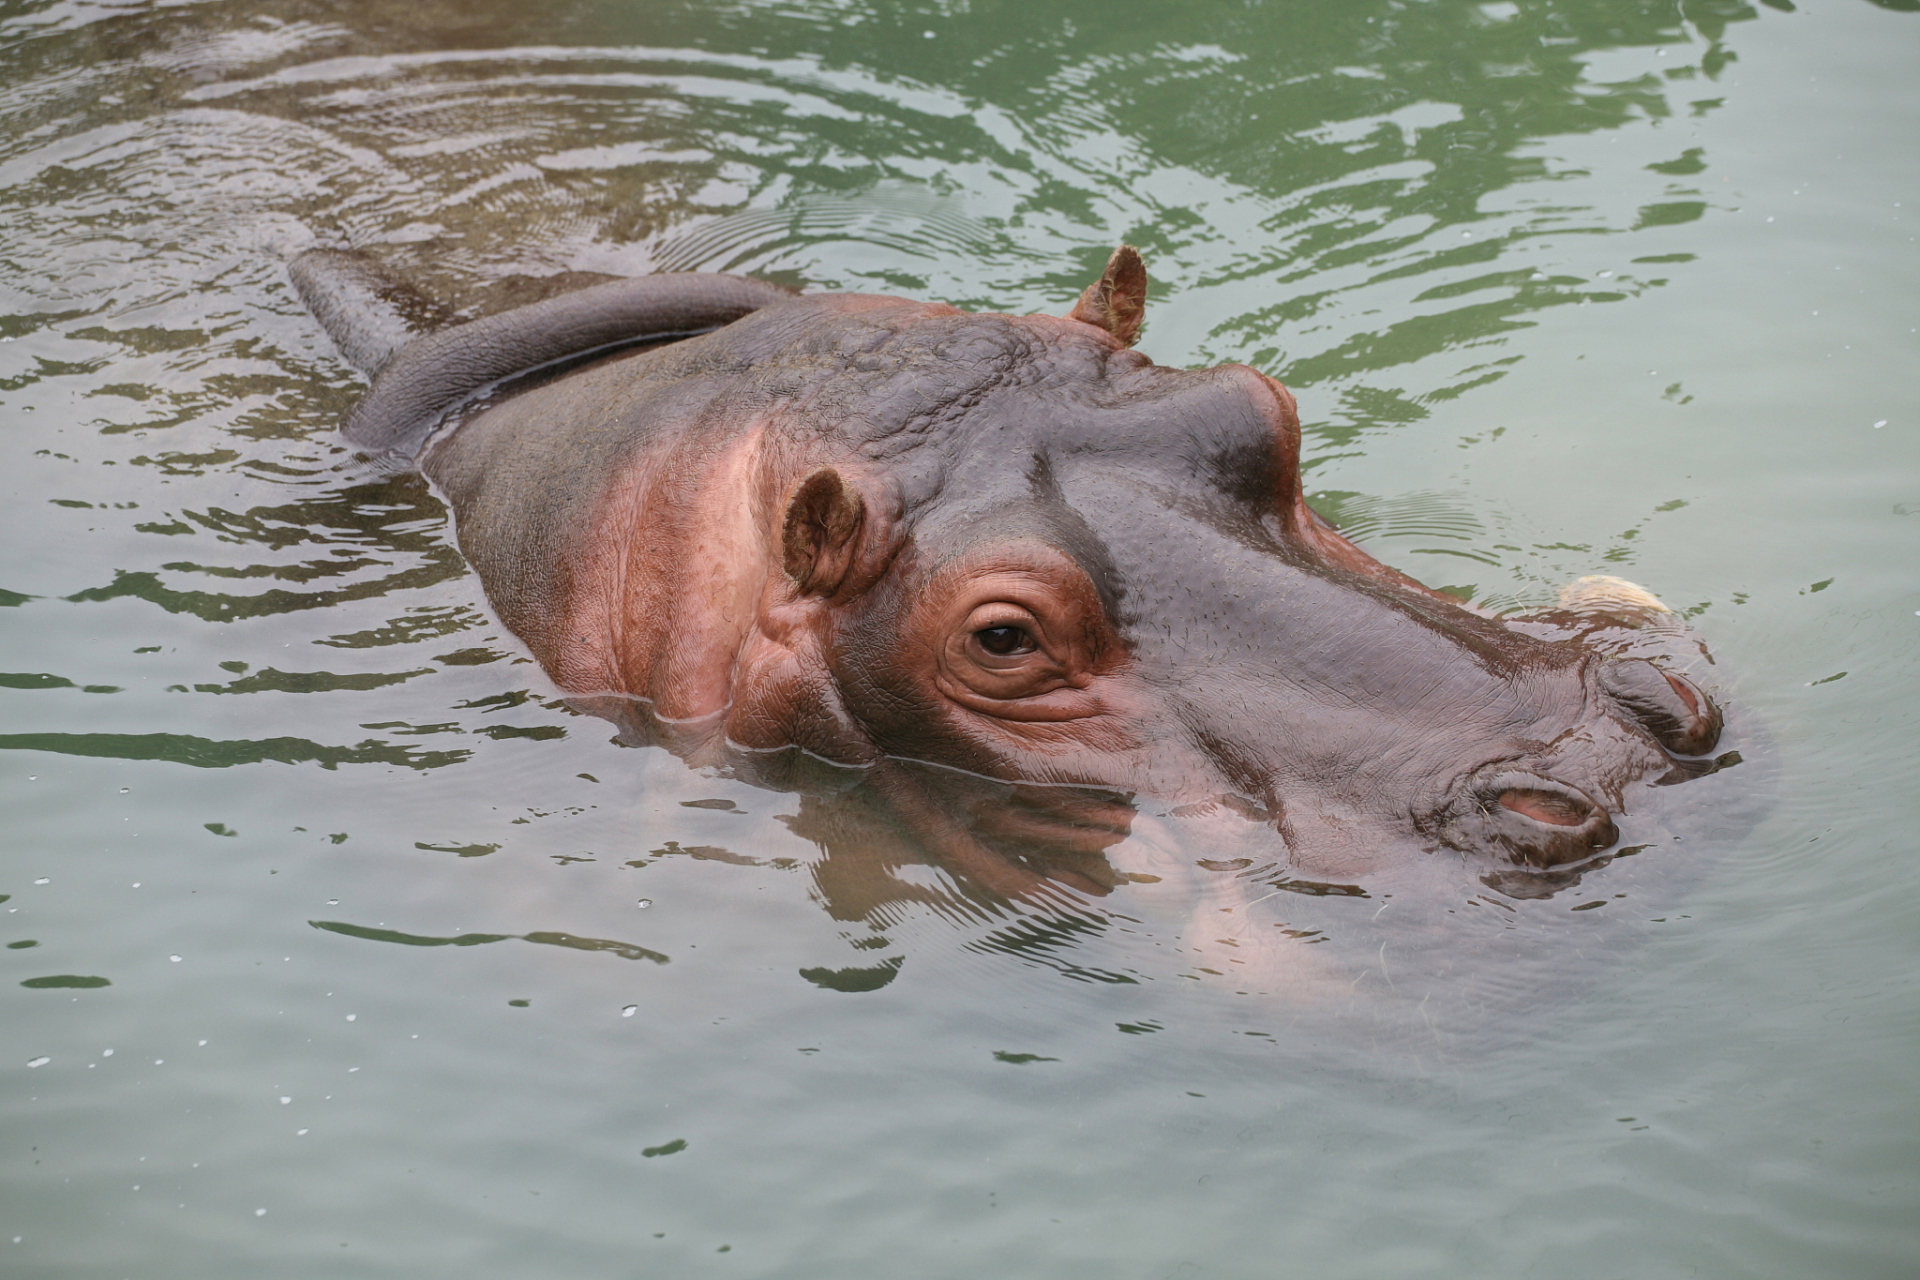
[1430,659,1721,870]
[1446,771,1620,868]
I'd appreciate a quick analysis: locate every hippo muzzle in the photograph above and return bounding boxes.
[1415,648,1719,873]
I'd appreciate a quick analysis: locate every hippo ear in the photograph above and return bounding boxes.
[781,467,865,596]
[1066,245,1147,348]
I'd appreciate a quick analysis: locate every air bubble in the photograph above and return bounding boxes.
[622,1006,638,1018]
[33,878,48,886]
[169,955,182,963]
[280,1096,292,1105]
[636,899,652,909]
[27,1056,49,1068]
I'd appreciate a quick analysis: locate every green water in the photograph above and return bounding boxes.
[2,0,1916,1275]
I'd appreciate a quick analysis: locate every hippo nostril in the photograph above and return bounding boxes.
[1455,773,1618,868]
[1498,787,1594,827]
[1600,660,1722,757]
[1664,670,1700,715]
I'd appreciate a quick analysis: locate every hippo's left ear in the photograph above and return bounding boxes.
[1066,245,1147,348]
[781,467,865,597]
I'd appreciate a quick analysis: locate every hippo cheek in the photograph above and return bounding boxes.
[1598,659,1723,758]
[1442,770,1621,868]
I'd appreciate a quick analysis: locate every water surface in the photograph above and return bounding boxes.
[3,0,1917,1275]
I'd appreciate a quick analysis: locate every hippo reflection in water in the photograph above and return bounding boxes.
[293,246,1727,903]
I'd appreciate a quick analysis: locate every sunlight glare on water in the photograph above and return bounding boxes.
[2,0,1917,1276]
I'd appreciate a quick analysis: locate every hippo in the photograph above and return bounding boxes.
[290,246,1728,902]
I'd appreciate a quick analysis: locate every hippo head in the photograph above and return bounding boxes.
[631,250,1725,895]
[403,246,1726,900]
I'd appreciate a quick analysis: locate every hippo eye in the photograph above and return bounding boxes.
[943,598,1075,705]
[974,625,1037,657]
[938,588,1094,715]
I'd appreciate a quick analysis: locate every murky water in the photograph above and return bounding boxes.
[3,0,1916,1275]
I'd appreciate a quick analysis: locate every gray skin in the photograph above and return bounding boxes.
[294,246,1724,899]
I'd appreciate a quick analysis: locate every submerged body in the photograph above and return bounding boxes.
[295,247,1726,900]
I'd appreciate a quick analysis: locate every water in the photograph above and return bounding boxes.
[3,0,1917,1275]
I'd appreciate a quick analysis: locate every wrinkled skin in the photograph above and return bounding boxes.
[299,247,1726,902]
